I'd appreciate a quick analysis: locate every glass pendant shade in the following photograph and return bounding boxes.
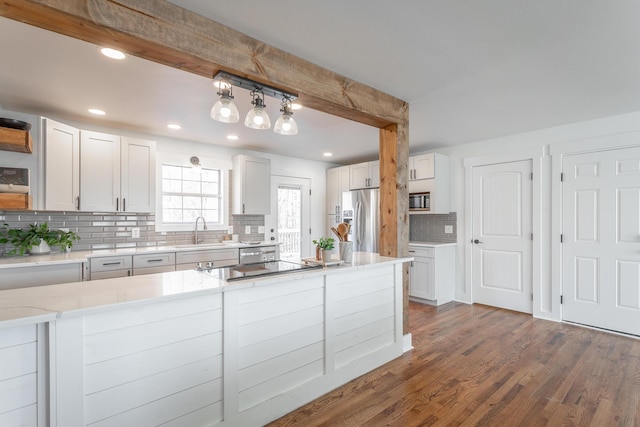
[211,94,239,123]
[274,112,298,135]
[244,95,271,129]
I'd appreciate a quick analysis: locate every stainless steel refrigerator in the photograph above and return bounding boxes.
[342,189,379,253]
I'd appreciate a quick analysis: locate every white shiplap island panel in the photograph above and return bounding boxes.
[0,253,409,426]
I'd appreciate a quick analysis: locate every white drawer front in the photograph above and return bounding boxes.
[408,246,434,257]
[91,256,133,272]
[133,253,176,268]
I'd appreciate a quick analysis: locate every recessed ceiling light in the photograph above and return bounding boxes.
[88,108,106,116]
[291,103,302,110]
[227,135,239,140]
[167,123,181,130]
[323,152,333,157]
[100,47,126,60]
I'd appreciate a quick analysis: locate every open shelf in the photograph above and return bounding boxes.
[0,127,33,153]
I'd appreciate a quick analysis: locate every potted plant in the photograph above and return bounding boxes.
[0,222,80,256]
[312,237,335,262]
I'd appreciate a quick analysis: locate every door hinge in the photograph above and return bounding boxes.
[309,228,312,234]
[560,172,564,182]
[531,293,534,301]
[309,189,312,196]
[530,233,533,241]
[560,295,563,304]
[560,234,563,243]
[530,172,533,180]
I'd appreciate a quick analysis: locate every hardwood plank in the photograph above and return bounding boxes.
[269,302,640,426]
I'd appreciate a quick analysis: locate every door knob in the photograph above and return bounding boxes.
[270,237,276,241]
[473,239,483,244]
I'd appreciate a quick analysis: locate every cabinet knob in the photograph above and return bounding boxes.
[473,239,483,244]
[270,237,276,241]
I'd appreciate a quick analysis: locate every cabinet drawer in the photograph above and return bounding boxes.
[175,249,239,265]
[90,256,133,272]
[408,246,434,257]
[133,252,175,268]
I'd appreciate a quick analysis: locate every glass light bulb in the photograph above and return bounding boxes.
[274,113,298,135]
[211,97,239,123]
[253,114,264,126]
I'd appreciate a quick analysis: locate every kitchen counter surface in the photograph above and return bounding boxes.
[409,241,457,247]
[0,252,410,328]
[0,241,279,269]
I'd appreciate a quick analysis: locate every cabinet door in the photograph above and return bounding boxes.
[121,137,156,212]
[80,131,121,212]
[368,160,380,188]
[233,155,270,214]
[349,162,370,189]
[326,168,340,215]
[45,119,80,210]
[412,153,435,180]
[409,256,435,300]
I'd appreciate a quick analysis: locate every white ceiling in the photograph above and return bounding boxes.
[3,1,640,164]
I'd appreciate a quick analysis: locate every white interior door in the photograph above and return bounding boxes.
[265,176,311,260]
[562,147,640,336]
[472,160,533,313]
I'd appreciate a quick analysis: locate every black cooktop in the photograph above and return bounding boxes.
[201,260,322,282]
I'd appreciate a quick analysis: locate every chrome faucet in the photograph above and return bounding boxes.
[194,216,208,244]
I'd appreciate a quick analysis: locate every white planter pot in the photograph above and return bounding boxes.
[29,239,51,255]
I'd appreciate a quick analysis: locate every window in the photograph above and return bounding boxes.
[159,164,226,230]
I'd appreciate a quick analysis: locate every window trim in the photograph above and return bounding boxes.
[155,153,231,232]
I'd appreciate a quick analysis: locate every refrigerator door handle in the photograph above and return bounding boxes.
[355,201,363,247]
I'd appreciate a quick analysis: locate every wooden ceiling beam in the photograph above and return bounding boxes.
[0,0,408,128]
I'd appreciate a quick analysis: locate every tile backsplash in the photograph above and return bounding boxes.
[0,210,264,255]
[410,212,457,243]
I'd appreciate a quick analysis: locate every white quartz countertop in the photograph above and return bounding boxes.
[0,241,279,269]
[0,252,411,328]
[409,241,457,247]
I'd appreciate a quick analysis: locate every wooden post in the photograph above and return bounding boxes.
[380,123,410,334]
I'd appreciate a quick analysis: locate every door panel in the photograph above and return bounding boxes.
[472,160,532,313]
[562,147,640,335]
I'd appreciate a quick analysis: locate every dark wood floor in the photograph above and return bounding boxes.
[269,301,640,426]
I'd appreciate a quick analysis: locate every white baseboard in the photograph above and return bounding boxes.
[402,333,413,352]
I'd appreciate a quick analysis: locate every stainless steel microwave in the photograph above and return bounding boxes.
[409,192,430,211]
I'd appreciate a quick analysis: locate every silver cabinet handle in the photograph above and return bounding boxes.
[116,197,119,212]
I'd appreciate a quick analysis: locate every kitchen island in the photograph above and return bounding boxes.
[0,252,409,427]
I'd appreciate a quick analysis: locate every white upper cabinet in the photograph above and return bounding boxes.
[409,153,435,180]
[326,166,350,215]
[80,131,121,212]
[349,160,379,189]
[408,152,450,214]
[44,118,80,211]
[45,125,157,213]
[121,137,156,212]
[232,154,271,215]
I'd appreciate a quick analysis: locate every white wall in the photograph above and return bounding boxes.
[426,110,640,321]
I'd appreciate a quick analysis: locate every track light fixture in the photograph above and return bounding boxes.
[274,97,298,135]
[211,71,299,134]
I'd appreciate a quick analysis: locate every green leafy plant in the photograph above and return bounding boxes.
[0,222,80,256]
[312,237,335,250]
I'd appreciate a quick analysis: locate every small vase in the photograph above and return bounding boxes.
[315,246,322,260]
[321,249,333,263]
[339,241,353,263]
[29,239,51,255]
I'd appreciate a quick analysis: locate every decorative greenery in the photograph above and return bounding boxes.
[313,237,335,251]
[0,222,80,256]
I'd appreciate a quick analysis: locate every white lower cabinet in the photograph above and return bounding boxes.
[409,244,455,305]
[0,263,83,290]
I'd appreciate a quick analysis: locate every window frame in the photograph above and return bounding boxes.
[155,153,230,232]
